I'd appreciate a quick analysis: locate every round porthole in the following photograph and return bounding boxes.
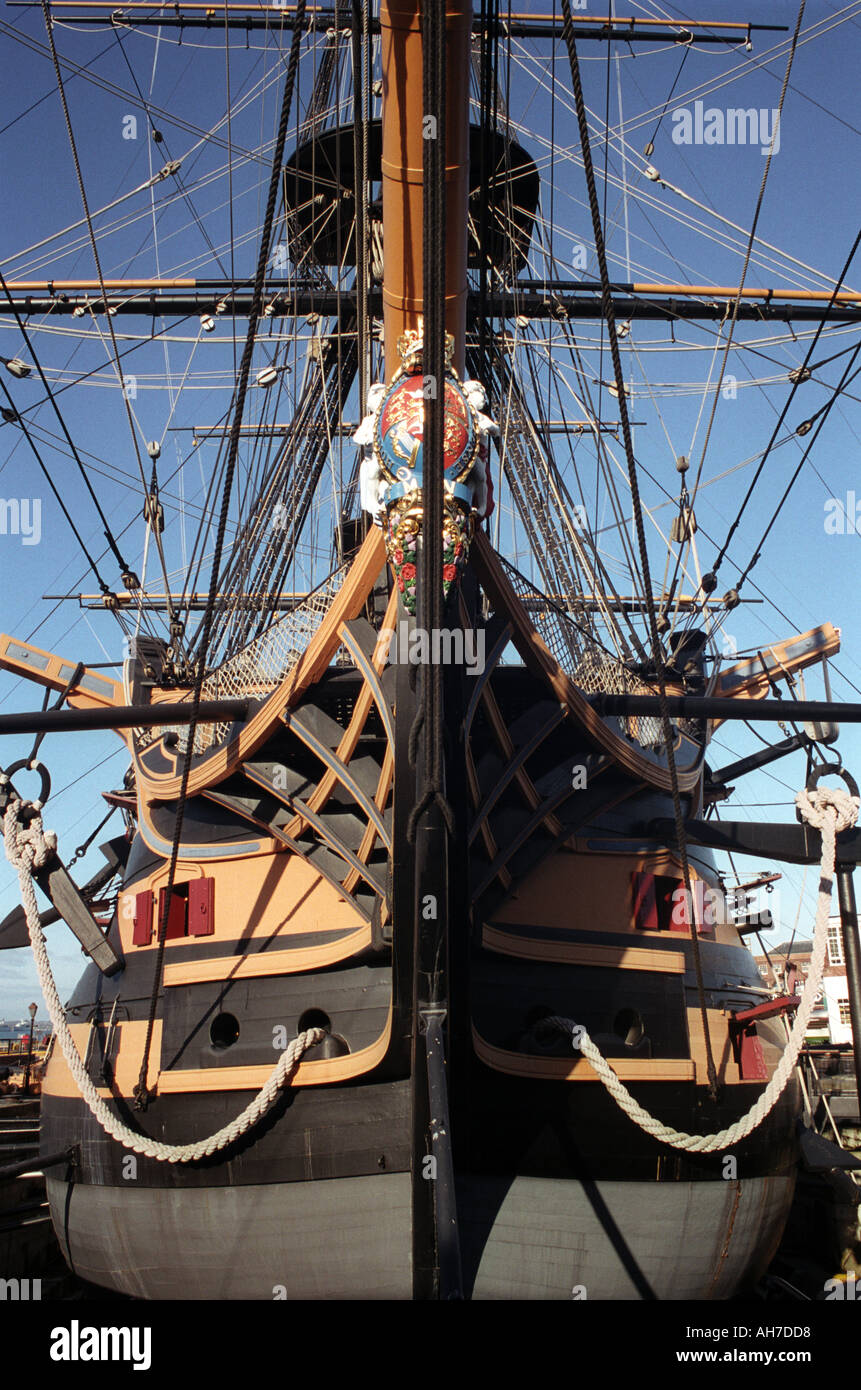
[297,1009,350,1058]
[210,1012,240,1049]
[524,1006,561,1052]
[298,1008,331,1033]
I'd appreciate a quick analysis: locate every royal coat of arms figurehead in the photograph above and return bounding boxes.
[353,329,496,614]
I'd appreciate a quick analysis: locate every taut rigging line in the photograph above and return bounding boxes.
[0,265,132,593]
[560,0,720,1101]
[706,222,861,592]
[734,339,861,591]
[133,0,308,1111]
[38,0,187,620]
[109,23,231,279]
[665,0,806,618]
[0,375,113,594]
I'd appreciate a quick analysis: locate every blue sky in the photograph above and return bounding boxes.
[1,0,861,1014]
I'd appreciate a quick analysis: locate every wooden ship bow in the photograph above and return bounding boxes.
[2,1,859,1305]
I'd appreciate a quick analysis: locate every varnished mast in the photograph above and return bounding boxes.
[380,0,471,378]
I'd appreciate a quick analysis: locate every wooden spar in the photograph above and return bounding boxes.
[628,284,861,302]
[7,277,859,303]
[713,624,841,698]
[28,3,780,36]
[30,3,756,22]
[4,279,197,290]
[380,0,472,379]
[594,694,861,723]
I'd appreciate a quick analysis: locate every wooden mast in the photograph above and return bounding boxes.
[379,0,472,379]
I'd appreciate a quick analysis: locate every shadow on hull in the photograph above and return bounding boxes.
[46,1169,794,1300]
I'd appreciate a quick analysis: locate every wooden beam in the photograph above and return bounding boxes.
[133,526,387,801]
[470,531,703,793]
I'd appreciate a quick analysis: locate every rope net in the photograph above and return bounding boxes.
[134,560,350,756]
[497,554,664,747]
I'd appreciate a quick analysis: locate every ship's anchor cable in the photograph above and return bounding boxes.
[407,0,454,844]
[548,780,859,1152]
[132,0,308,1110]
[2,794,325,1162]
[560,4,719,1098]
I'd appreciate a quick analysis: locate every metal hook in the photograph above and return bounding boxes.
[1,758,52,809]
[806,761,858,799]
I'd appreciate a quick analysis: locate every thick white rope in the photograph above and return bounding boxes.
[3,799,324,1163]
[548,784,859,1153]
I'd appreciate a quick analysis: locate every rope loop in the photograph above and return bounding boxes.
[546,779,858,1153]
[3,800,57,871]
[3,800,325,1163]
[2,758,52,809]
[796,782,860,836]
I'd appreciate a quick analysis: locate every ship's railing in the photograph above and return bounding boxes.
[135,563,351,756]
[496,556,664,748]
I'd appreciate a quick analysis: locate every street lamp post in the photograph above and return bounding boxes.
[23,1003,37,1095]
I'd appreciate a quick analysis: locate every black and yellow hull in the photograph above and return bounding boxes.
[35,536,802,1299]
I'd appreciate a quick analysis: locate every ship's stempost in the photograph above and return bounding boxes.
[379,0,473,1300]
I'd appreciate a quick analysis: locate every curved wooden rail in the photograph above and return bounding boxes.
[470,529,704,794]
[133,527,387,803]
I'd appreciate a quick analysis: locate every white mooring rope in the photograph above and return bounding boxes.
[547,784,859,1153]
[6,784,858,1159]
[3,798,324,1163]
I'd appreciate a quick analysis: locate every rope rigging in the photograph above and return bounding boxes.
[642,42,690,157]
[662,0,806,613]
[351,0,371,413]
[110,25,230,280]
[476,0,500,387]
[0,18,268,166]
[4,791,324,1161]
[734,336,861,590]
[40,0,163,595]
[407,0,454,845]
[0,376,114,595]
[0,267,133,592]
[707,222,861,586]
[560,0,720,1099]
[548,782,859,1151]
[201,331,358,660]
[133,0,308,1108]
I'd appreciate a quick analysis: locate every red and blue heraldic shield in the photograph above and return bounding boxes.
[376,373,479,495]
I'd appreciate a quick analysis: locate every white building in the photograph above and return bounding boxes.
[753,915,852,1047]
[823,916,853,1045]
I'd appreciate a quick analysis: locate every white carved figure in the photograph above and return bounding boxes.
[462,379,498,519]
[354,383,387,524]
